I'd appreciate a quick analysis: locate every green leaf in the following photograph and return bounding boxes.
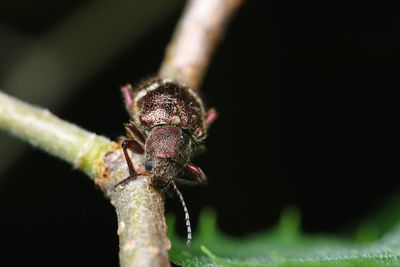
[168,202,400,267]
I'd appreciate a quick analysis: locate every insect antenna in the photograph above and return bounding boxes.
[171,180,192,246]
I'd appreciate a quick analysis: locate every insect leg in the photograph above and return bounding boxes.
[121,84,134,112]
[114,139,144,189]
[125,121,146,144]
[173,178,200,186]
[204,108,217,129]
[183,163,207,186]
[121,139,144,176]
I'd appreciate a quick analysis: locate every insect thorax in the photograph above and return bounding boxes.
[132,78,207,141]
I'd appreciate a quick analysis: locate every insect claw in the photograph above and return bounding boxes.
[113,174,137,191]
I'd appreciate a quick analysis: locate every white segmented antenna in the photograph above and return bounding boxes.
[171,181,192,246]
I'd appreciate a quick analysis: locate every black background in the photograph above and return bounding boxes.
[1,1,399,266]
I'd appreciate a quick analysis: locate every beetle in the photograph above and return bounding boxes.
[119,77,217,246]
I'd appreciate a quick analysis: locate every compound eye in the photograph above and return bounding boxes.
[145,160,153,171]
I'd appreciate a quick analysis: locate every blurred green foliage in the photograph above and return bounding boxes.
[168,197,400,267]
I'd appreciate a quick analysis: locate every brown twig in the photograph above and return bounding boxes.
[99,152,171,267]
[160,0,243,91]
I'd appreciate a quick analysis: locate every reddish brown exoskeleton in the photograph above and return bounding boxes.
[119,77,217,246]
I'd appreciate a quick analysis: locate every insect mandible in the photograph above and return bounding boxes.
[119,77,217,246]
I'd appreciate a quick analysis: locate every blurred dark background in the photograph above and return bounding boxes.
[1,1,399,266]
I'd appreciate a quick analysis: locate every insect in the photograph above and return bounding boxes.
[119,77,217,246]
